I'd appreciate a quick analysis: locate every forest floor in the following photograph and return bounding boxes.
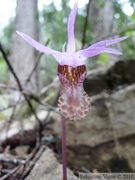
[0,59,135,179]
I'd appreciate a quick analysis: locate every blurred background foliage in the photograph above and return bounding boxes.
[0,0,134,86]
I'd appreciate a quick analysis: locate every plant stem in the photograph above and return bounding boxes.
[61,115,67,180]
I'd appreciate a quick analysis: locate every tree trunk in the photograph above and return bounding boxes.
[89,0,121,64]
[10,0,39,92]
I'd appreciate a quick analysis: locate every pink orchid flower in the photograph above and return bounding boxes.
[16,3,128,120]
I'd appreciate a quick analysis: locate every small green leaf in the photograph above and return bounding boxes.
[97,53,109,65]
[131,12,135,20]
[125,30,133,36]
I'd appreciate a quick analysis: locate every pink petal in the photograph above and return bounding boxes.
[91,36,128,48]
[77,47,122,58]
[16,30,62,63]
[67,2,78,53]
[76,36,128,59]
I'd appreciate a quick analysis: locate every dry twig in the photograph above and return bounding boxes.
[0,42,43,133]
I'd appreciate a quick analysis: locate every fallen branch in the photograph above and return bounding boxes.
[0,42,43,133]
[19,145,46,179]
[1,165,22,180]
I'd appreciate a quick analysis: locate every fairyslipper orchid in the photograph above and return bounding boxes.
[16,3,128,120]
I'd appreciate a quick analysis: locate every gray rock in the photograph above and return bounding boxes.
[84,60,135,96]
[51,84,135,147]
[50,83,135,171]
[25,148,78,180]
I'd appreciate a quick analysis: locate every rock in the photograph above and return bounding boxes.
[66,136,135,172]
[84,59,135,96]
[51,83,135,147]
[50,83,135,171]
[84,66,108,96]
[25,148,78,180]
[106,60,135,89]
[14,145,30,158]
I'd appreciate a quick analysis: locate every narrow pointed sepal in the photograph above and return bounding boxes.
[67,2,78,53]
[16,30,62,64]
[76,36,128,59]
[91,36,128,48]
